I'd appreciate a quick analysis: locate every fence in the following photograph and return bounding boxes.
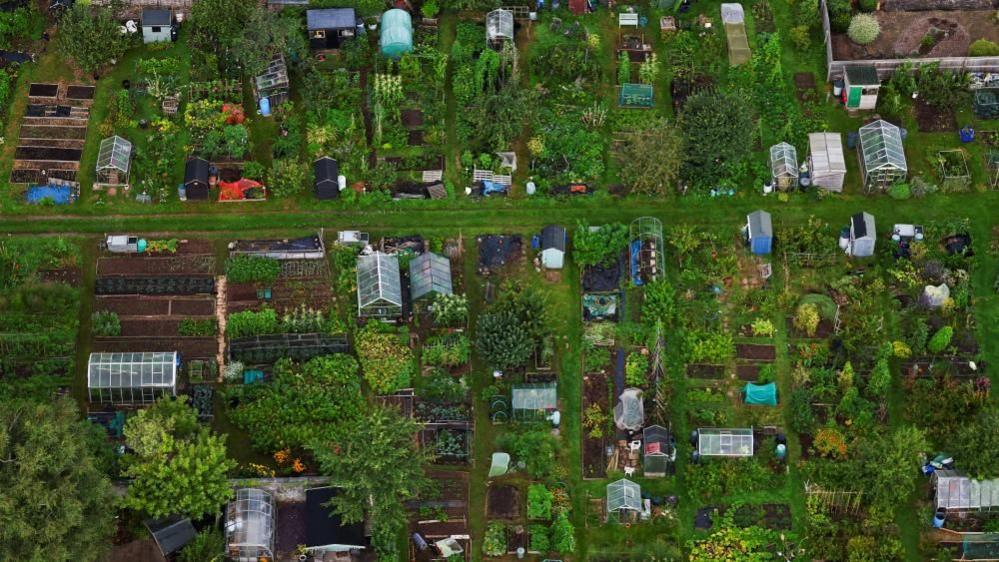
[820,0,999,81]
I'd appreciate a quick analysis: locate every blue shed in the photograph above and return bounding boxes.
[746,210,772,255]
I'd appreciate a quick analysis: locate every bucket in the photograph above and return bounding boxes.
[932,508,946,528]
[832,79,844,97]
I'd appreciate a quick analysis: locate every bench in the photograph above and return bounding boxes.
[619,12,639,27]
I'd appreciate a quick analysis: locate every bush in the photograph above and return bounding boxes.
[91,310,121,337]
[226,255,280,284]
[814,427,848,459]
[178,318,216,336]
[527,484,553,520]
[270,159,308,197]
[179,529,224,562]
[858,0,877,11]
[827,0,853,31]
[421,0,439,17]
[795,0,820,28]
[969,39,999,56]
[625,352,649,386]
[893,340,912,359]
[788,388,815,433]
[848,14,881,45]
[751,318,776,338]
[888,182,911,200]
[500,430,557,479]
[551,512,575,553]
[794,303,820,337]
[789,25,811,51]
[927,326,954,354]
[529,524,550,553]
[227,308,279,338]
[483,522,507,556]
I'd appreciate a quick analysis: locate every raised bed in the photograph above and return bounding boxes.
[14,146,83,162]
[486,485,520,519]
[96,296,215,316]
[95,276,216,296]
[19,125,88,140]
[93,336,217,359]
[66,85,96,100]
[736,343,776,361]
[97,255,217,277]
[228,333,349,364]
[9,168,77,184]
[28,83,58,97]
[119,318,187,337]
[687,364,725,379]
[583,371,610,478]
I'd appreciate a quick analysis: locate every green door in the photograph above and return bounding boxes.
[846,86,861,108]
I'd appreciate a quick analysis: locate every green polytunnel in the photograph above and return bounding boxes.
[744,382,777,406]
[379,9,413,58]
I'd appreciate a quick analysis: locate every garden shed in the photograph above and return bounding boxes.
[87,351,177,405]
[307,8,357,50]
[769,142,798,190]
[643,425,674,478]
[356,251,403,318]
[306,487,367,553]
[184,157,211,201]
[743,382,777,406]
[140,9,172,43]
[721,3,750,65]
[409,251,452,302]
[606,479,642,520]
[697,427,754,457]
[843,65,880,110]
[314,156,340,200]
[540,225,566,269]
[145,517,196,557]
[745,210,772,255]
[808,132,846,192]
[614,388,645,431]
[225,488,275,562]
[845,212,876,258]
[934,470,999,512]
[379,9,413,58]
[511,382,558,421]
[858,119,907,190]
[95,135,132,188]
[486,9,514,48]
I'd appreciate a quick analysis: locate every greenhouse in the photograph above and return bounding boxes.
[511,382,557,421]
[934,470,999,512]
[630,216,664,285]
[858,119,907,190]
[808,132,846,192]
[225,488,275,561]
[95,135,132,187]
[379,9,413,58]
[614,388,645,431]
[410,251,452,302]
[606,478,642,521]
[721,3,750,65]
[357,251,403,318]
[769,142,798,190]
[486,9,514,48]
[697,427,754,457]
[87,351,177,405]
[643,425,674,477]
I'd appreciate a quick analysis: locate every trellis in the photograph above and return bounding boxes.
[937,150,971,192]
[186,80,242,103]
[804,482,864,514]
[988,151,999,190]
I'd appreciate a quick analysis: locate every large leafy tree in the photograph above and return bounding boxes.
[310,405,432,559]
[618,120,684,196]
[951,409,999,480]
[0,398,115,562]
[230,8,308,78]
[857,426,928,512]
[190,0,255,74]
[122,397,236,519]
[57,4,130,73]
[572,221,629,268]
[678,89,754,185]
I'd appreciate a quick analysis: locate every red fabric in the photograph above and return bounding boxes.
[569,0,587,14]
[646,442,661,454]
[218,178,265,201]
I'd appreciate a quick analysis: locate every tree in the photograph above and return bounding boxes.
[57,4,130,73]
[0,398,115,562]
[190,0,255,74]
[310,405,432,559]
[572,221,629,268]
[122,397,236,519]
[618,121,684,196]
[270,158,308,197]
[230,8,308,78]
[857,426,928,511]
[951,410,999,479]
[867,357,891,399]
[678,89,754,185]
[847,14,881,45]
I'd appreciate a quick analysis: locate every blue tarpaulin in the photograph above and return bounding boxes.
[27,184,75,205]
[744,382,778,406]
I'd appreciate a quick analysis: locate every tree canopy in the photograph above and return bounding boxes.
[57,4,130,73]
[618,120,684,195]
[572,221,629,268]
[951,409,999,480]
[678,89,755,186]
[475,284,547,370]
[0,398,115,562]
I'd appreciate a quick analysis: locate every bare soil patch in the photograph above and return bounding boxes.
[401,109,424,127]
[915,99,956,132]
[119,318,183,337]
[736,343,776,361]
[487,485,520,519]
[14,146,82,161]
[687,364,725,379]
[786,316,835,339]
[832,10,996,60]
[19,125,87,140]
[583,372,610,478]
[736,364,761,381]
[93,336,217,359]
[66,85,95,100]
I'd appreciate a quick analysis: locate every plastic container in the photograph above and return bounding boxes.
[136,238,147,253]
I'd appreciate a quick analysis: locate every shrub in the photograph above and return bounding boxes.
[794,303,820,337]
[551,512,575,553]
[927,326,954,354]
[751,318,776,338]
[867,357,891,398]
[483,522,507,556]
[617,51,631,84]
[625,352,649,387]
[858,0,877,11]
[848,14,881,45]
[888,182,911,200]
[270,158,308,197]
[795,0,820,28]
[814,427,848,459]
[223,361,244,382]
[179,529,224,562]
[827,0,853,31]
[500,430,557,479]
[527,484,553,520]
[892,340,912,359]
[421,0,439,17]
[91,310,121,337]
[242,161,266,181]
[969,39,999,56]
[431,293,468,327]
[529,524,550,552]
[226,255,280,284]
[178,318,217,336]
[789,25,811,51]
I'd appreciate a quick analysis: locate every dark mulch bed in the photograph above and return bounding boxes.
[799,433,814,459]
[582,252,623,292]
[736,343,776,361]
[695,506,717,530]
[28,83,58,97]
[14,146,83,161]
[38,267,81,285]
[119,318,183,337]
[19,125,88,140]
[786,316,835,339]
[383,154,445,171]
[736,364,761,381]
[487,485,520,519]
[276,502,308,554]
[478,235,523,272]
[407,130,424,146]
[93,336,217,359]
[401,108,424,127]
[583,372,609,478]
[9,168,38,183]
[687,364,725,379]
[915,99,956,132]
[66,85,95,100]
[97,295,215,316]
[103,538,166,562]
[733,503,792,530]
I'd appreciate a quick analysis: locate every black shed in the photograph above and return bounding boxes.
[306,8,357,50]
[144,516,196,557]
[314,156,339,200]
[306,487,367,553]
[184,157,210,201]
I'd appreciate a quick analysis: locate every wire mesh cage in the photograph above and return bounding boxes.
[629,217,664,285]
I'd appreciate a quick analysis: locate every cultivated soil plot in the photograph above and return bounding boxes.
[736,343,776,361]
[98,255,217,277]
[226,259,334,313]
[832,10,999,60]
[583,371,610,478]
[487,485,521,519]
[687,363,726,379]
[786,316,835,339]
[97,295,215,316]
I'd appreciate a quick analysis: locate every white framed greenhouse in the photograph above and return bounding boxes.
[225,488,275,562]
[357,251,402,318]
[486,9,513,48]
[808,132,846,192]
[614,388,645,431]
[410,251,452,302]
[934,470,999,513]
[643,424,674,478]
[87,351,177,405]
[95,135,133,187]
[606,478,642,521]
[697,427,754,457]
[858,120,907,190]
[511,382,557,421]
[769,142,798,190]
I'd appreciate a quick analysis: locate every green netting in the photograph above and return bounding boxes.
[744,382,777,406]
[619,83,654,108]
[974,89,999,119]
[963,534,999,559]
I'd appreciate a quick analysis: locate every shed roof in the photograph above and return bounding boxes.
[859,120,907,173]
[846,64,879,86]
[541,225,566,252]
[96,135,132,174]
[851,212,875,240]
[141,9,171,26]
[809,133,846,174]
[145,517,196,557]
[306,487,366,549]
[185,157,209,185]
[698,427,753,457]
[747,210,772,239]
[357,252,402,309]
[307,8,356,30]
[410,251,452,301]
[314,157,339,186]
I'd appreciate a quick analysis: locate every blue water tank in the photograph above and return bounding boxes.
[137,239,147,253]
[259,97,271,116]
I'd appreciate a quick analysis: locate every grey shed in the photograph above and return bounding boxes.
[145,517,196,557]
[540,225,566,269]
[409,251,452,302]
[848,212,876,258]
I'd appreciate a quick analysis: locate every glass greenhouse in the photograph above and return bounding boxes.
[606,478,642,519]
[643,425,673,477]
[511,383,557,421]
[630,216,664,285]
[95,135,133,186]
[614,388,645,431]
[87,351,177,404]
[410,251,452,302]
[356,252,402,318]
[697,427,754,457]
[808,132,846,192]
[769,142,798,190]
[225,488,275,562]
[935,470,999,512]
[858,120,907,190]
[486,9,513,48]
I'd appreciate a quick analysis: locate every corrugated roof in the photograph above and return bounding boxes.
[314,157,338,185]
[185,157,209,185]
[307,8,356,30]
[541,225,566,252]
